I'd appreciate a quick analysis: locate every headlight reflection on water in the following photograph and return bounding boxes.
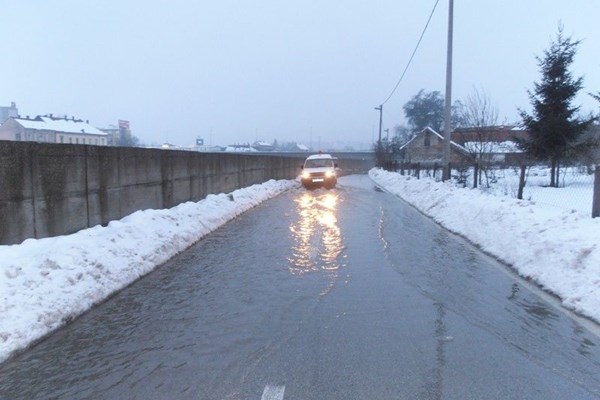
[288,192,345,292]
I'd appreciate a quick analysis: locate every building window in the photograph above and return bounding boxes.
[60,136,64,143]
[424,132,431,147]
[15,133,21,141]
[76,138,79,144]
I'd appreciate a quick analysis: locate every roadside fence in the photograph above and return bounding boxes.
[383,161,600,218]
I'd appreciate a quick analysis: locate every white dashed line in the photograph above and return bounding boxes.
[261,385,285,400]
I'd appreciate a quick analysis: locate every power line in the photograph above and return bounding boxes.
[380,0,441,106]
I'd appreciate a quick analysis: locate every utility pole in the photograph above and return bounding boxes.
[442,0,454,181]
[374,105,383,166]
[375,105,383,147]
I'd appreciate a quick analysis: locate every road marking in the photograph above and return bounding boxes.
[261,385,285,400]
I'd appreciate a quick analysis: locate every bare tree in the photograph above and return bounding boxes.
[457,88,500,188]
[393,125,413,147]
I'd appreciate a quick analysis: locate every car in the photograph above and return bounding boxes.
[300,153,338,189]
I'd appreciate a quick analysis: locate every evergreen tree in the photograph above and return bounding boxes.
[591,92,600,111]
[519,27,594,187]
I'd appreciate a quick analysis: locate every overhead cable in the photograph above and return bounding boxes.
[380,0,441,106]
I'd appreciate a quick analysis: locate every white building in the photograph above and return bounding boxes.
[0,102,18,124]
[0,115,108,146]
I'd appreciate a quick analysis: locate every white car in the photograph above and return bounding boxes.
[300,153,338,189]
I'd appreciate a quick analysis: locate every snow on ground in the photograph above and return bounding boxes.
[369,168,600,324]
[0,179,297,364]
[420,165,595,214]
[2,170,597,364]
[472,165,594,214]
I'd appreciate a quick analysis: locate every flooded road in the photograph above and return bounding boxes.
[1,175,600,399]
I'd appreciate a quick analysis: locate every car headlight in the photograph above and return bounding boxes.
[325,170,336,178]
[302,171,311,179]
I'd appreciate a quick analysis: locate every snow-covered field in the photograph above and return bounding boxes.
[369,168,600,324]
[471,166,594,214]
[0,179,297,364]
[419,165,595,215]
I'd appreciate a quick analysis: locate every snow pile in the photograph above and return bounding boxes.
[0,179,297,363]
[369,168,600,323]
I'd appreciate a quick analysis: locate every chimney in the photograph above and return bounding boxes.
[49,113,53,118]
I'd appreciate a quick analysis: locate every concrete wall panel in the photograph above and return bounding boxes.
[0,141,373,245]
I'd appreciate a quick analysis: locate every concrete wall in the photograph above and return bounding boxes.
[0,141,374,245]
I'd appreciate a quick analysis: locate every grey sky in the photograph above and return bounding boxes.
[1,1,598,148]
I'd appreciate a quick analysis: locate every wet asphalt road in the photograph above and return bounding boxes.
[1,175,600,399]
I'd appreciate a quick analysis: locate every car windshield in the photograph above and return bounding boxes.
[305,158,333,168]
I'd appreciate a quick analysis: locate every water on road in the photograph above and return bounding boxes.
[1,175,600,399]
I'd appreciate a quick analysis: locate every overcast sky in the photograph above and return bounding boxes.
[1,1,598,148]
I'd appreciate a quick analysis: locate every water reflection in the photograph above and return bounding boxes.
[288,191,345,291]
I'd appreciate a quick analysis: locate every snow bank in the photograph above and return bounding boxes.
[369,168,600,323]
[0,179,297,363]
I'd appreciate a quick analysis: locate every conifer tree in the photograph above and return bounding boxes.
[519,27,594,187]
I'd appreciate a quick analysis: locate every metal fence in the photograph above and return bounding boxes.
[384,161,600,218]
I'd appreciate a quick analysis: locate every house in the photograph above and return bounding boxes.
[398,127,472,165]
[451,125,528,165]
[225,144,257,152]
[0,115,108,146]
[251,141,275,152]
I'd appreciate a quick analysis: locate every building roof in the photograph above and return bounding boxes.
[452,125,529,143]
[400,127,468,153]
[463,140,522,154]
[12,116,106,135]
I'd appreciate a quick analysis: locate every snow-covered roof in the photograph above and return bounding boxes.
[400,127,467,153]
[296,143,309,151]
[463,140,522,154]
[14,116,106,135]
[225,146,257,152]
